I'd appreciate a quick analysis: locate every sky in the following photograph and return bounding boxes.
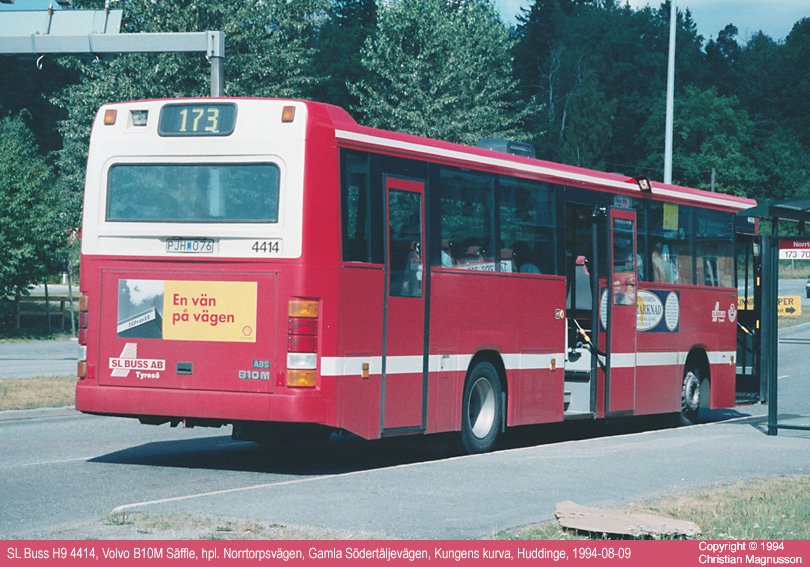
[494,0,810,41]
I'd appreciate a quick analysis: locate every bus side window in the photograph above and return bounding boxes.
[498,177,555,275]
[388,192,423,297]
[649,202,692,285]
[696,209,734,287]
[341,150,374,263]
[438,166,494,270]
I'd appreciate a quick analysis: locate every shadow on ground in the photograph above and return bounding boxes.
[88,406,766,477]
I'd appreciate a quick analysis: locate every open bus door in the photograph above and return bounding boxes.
[563,204,638,417]
[604,208,638,414]
[735,217,763,404]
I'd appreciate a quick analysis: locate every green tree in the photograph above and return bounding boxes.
[512,1,708,171]
[635,87,760,196]
[0,58,75,156]
[775,18,810,148]
[704,24,741,97]
[750,130,810,203]
[350,0,530,145]
[558,72,616,169]
[53,0,327,231]
[0,115,65,300]
[312,0,378,110]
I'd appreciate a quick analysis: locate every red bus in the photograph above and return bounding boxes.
[75,98,756,453]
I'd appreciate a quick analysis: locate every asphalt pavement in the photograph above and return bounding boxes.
[109,412,808,539]
[0,339,78,379]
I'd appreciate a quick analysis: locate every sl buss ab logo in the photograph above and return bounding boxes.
[711,301,737,323]
[109,342,166,379]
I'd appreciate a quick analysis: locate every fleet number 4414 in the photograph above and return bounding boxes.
[252,240,281,254]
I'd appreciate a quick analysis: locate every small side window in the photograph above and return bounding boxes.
[341,150,373,263]
[437,167,495,270]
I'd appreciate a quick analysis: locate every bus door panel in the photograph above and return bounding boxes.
[382,177,427,433]
[336,265,384,440]
[606,208,637,414]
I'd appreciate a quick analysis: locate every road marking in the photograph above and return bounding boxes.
[111,448,482,515]
[111,473,360,514]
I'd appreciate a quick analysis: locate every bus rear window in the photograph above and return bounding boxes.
[107,163,280,223]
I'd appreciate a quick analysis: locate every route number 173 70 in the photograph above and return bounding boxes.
[780,250,810,259]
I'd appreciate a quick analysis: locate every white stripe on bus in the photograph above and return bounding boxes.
[319,351,736,376]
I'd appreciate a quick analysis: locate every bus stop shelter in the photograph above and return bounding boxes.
[740,197,810,435]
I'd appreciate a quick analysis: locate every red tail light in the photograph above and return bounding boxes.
[77,294,89,378]
[286,299,318,387]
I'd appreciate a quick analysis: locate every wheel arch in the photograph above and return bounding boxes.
[467,350,508,399]
[466,349,508,427]
[683,346,712,408]
[459,350,507,453]
[684,347,711,409]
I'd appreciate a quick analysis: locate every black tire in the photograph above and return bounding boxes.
[461,362,503,454]
[680,366,703,425]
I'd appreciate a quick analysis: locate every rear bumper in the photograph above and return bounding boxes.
[75,381,329,425]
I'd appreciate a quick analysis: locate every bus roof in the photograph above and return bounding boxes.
[309,100,757,212]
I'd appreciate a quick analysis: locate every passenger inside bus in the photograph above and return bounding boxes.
[454,238,487,267]
[441,239,454,267]
[651,242,678,283]
[512,241,541,274]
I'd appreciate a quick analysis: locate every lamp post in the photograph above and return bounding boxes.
[664,0,676,185]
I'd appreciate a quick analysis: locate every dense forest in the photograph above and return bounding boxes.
[1,0,810,300]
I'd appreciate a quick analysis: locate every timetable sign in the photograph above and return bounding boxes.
[779,239,810,260]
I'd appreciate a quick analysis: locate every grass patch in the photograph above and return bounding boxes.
[497,476,810,540]
[104,510,134,527]
[0,376,75,411]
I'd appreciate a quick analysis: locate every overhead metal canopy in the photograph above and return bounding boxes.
[739,196,810,227]
[0,9,224,96]
[0,8,123,37]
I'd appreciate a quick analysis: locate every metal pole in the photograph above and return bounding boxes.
[207,31,225,97]
[44,280,52,335]
[210,56,223,97]
[664,0,676,185]
[66,258,76,338]
[763,236,778,435]
[588,209,608,415]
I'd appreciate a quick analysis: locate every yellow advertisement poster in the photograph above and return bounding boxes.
[162,280,257,342]
[663,203,679,231]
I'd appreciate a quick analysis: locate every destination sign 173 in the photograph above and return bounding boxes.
[779,239,810,259]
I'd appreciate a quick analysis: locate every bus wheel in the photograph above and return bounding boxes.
[461,362,502,454]
[680,367,703,425]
